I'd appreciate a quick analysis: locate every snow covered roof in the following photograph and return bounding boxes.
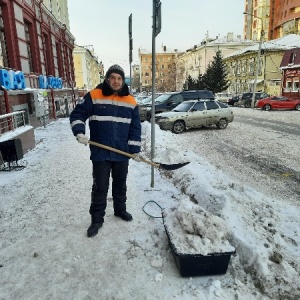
[225,34,300,59]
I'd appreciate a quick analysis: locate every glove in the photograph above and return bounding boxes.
[132,153,144,162]
[76,133,88,145]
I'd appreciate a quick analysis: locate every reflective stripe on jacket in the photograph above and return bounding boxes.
[70,88,141,161]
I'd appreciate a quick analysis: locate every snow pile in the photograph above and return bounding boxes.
[163,199,235,255]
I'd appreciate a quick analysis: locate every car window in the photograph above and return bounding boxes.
[217,101,228,108]
[192,102,205,111]
[170,94,184,104]
[173,101,194,112]
[155,94,172,103]
[206,101,220,110]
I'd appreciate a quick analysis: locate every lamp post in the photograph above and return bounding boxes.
[243,12,265,108]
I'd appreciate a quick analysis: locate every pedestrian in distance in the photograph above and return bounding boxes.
[70,64,143,238]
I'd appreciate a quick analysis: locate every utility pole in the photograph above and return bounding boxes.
[151,0,161,187]
[243,12,265,108]
[251,28,264,108]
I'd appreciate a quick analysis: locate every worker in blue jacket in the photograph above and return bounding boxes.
[70,64,142,237]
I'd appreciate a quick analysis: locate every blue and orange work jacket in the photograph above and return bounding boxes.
[70,86,141,161]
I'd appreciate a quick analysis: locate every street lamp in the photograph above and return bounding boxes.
[243,12,265,108]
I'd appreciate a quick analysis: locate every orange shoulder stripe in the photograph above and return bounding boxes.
[90,89,136,105]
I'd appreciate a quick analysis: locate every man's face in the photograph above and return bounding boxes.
[108,73,123,92]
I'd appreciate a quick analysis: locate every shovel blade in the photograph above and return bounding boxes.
[158,161,190,171]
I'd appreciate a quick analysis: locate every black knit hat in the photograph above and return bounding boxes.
[105,64,125,80]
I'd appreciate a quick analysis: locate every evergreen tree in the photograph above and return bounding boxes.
[203,50,230,94]
[183,75,196,90]
[195,73,205,90]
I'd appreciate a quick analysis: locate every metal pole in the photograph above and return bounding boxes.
[243,12,264,109]
[130,63,132,93]
[251,29,264,108]
[151,0,156,187]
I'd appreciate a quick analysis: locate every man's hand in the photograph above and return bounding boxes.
[76,133,88,145]
[132,153,144,162]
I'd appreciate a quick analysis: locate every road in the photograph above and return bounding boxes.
[179,107,300,205]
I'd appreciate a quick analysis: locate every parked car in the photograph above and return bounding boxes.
[255,96,300,111]
[155,100,234,134]
[227,94,241,106]
[136,95,149,104]
[139,90,215,122]
[238,92,269,107]
[137,94,161,106]
[215,92,233,104]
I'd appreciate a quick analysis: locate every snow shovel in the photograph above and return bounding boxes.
[87,140,190,171]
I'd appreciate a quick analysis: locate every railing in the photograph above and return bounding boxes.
[0,111,26,136]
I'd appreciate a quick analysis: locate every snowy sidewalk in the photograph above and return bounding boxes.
[1,118,299,300]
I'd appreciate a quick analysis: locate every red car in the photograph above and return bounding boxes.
[256,96,300,111]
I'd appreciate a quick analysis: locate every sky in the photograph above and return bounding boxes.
[1,108,299,299]
[67,0,245,75]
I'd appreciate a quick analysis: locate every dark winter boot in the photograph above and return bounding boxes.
[114,211,133,221]
[87,222,103,237]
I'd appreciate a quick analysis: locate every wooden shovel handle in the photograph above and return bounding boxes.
[87,140,160,168]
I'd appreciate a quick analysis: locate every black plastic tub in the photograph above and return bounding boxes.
[164,225,235,277]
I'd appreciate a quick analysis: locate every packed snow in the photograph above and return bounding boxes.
[0,114,299,299]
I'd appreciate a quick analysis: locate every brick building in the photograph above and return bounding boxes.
[0,0,76,155]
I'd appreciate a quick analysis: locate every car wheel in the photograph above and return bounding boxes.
[295,104,300,111]
[264,104,271,111]
[216,118,228,129]
[244,101,251,108]
[172,120,185,134]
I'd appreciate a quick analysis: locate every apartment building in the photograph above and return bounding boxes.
[270,0,300,39]
[42,0,70,31]
[244,0,300,40]
[244,0,270,41]
[131,64,140,92]
[139,46,181,92]
[73,45,104,94]
[175,33,255,90]
[224,34,300,96]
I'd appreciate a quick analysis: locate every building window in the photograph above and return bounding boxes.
[43,33,52,75]
[286,81,292,91]
[0,6,9,68]
[161,64,164,69]
[249,60,254,75]
[288,52,296,65]
[293,80,299,91]
[144,57,147,62]
[24,21,34,72]
[56,42,63,77]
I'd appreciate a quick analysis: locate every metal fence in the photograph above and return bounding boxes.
[0,111,26,136]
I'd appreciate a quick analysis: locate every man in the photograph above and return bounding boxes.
[70,64,142,237]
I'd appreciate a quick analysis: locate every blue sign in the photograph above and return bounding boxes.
[0,68,63,90]
[0,69,25,90]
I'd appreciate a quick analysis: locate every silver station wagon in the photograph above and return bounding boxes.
[155,100,234,134]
